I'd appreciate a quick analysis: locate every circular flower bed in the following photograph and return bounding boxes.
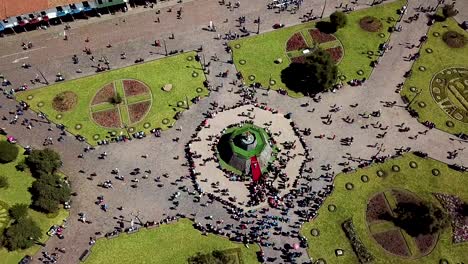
[52,91,78,112]
[93,134,100,140]
[392,165,400,172]
[361,175,369,182]
[357,70,364,75]
[27,95,34,100]
[248,75,256,81]
[177,101,185,107]
[56,114,63,120]
[442,31,467,48]
[359,16,383,32]
[410,86,417,92]
[234,43,241,49]
[186,56,194,61]
[269,80,276,86]
[376,170,385,177]
[37,102,44,107]
[378,33,386,38]
[328,204,336,212]
[433,32,440,37]
[75,124,82,130]
[419,66,426,71]
[311,228,320,237]
[143,122,151,129]
[339,75,347,81]
[409,161,418,168]
[128,127,135,133]
[367,51,374,56]
[345,182,354,190]
[239,59,246,65]
[446,121,454,127]
[418,102,426,108]
[111,131,117,136]
[162,118,170,125]
[316,259,326,264]
[426,48,433,53]
[432,169,440,176]
[192,72,199,78]
[196,87,204,93]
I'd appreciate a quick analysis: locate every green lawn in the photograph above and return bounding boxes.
[401,17,468,135]
[300,153,468,264]
[0,138,68,264]
[84,218,259,264]
[230,0,404,97]
[17,52,208,144]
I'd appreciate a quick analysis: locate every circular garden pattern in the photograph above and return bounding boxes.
[287,29,344,64]
[430,67,468,123]
[359,16,383,32]
[366,189,439,258]
[90,79,152,128]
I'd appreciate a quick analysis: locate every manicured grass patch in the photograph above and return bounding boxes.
[17,52,208,144]
[300,153,468,264]
[84,219,259,264]
[401,18,468,135]
[0,137,68,264]
[230,0,403,97]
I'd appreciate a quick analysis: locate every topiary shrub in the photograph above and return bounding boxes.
[442,31,467,48]
[0,141,19,163]
[330,11,347,29]
[111,93,123,105]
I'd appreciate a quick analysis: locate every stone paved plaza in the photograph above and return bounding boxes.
[0,0,467,263]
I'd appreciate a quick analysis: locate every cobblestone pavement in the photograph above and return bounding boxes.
[0,0,467,263]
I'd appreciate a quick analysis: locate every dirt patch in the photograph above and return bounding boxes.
[309,29,336,43]
[286,33,308,51]
[414,233,438,255]
[442,31,467,48]
[92,83,115,105]
[123,80,150,97]
[392,189,420,205]
[366,192,392,222]
[52,91,78,112]
[92,108,121,128]
[325,47,343,63]
[359,16,383,32]
[128,101,151,124]
[291,56,306,64]
[373,229,411,257]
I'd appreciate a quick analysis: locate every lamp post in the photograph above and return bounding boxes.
[163,39,168,56]
[406,89,421,109]
[256,16,260,34]
[36,67,49,85]
[320,0,327,19]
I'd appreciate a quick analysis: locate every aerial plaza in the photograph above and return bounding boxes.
[0,0,466,264]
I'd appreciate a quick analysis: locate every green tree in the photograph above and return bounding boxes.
[0,141,19,163]
[392,201,449,236]
[0,175,8,188]
[30,174,71,213]
[26,148,62,175]
[330,11,347,29]
[442,4,458,18]
[281,48,338,95]
[111,93,123,104]
[9,204,29,221]
[4,217,42,250]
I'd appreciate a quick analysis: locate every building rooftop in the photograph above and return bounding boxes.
[1,0,84,20]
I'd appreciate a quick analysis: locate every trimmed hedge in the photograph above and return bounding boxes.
[342,219,374,263]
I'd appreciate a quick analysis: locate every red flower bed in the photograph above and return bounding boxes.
[128,101,151,123]
[414,233,437,255]
[286,33,308,51]
[392,189,420,205]
[92,109,121,128]
[123,80,150,97]
[366,192,392,222]
[373,229,411,257]
[291,56,306,64]
[92,83,115,105]
[325,47,343,62]
[309,29,336,43]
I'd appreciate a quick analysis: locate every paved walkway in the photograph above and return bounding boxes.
[0,0,467,263]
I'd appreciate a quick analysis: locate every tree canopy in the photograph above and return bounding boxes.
[31,173,71,213]
[392,202,449,236]
[0,141,19,163]
[330,11,347,29]
[281,49,338,95]
[9,204,29,221]
[3,217,42,251]
[442,4,458,18]
[26,148,62,175]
